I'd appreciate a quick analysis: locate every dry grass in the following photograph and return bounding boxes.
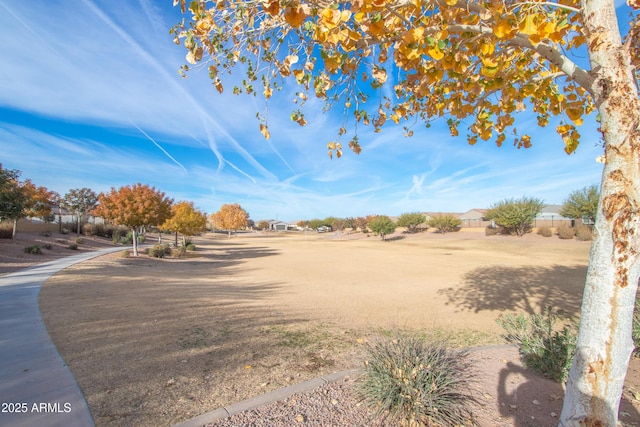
[5,228,636,426]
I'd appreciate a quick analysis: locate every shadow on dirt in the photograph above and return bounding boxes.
[437,264,586,318]
[497,360,640,426]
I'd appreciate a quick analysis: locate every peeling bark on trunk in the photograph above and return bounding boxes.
[559,1,640,425]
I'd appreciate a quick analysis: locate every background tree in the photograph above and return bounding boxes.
[63,188,98,235]
[485,197,544,237]
[0,164,25,239]
[211,203,249,238]
[307,218,325,231]
[368,215,396,241]
[95,184,173,256]
[559,184,600,225]
[161,201,207,248]
[258,220,271,230]
[296,220,309,230]
[397,212,427,233]
[21,180,54,222]
[174,0,640,423]
[354,216,368,233]
[427,214,462,234]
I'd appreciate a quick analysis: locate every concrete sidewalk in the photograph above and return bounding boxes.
[0,247,124,427]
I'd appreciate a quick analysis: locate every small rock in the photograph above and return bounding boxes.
[166,378,176,387]
[532,399,540,405]
[295,414,306,423]
[331,399,338,406]
[550,412,558,418]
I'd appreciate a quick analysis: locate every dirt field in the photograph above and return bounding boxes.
[2,229,639,426]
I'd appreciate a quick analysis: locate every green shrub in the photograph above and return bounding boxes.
[74,237,83,244]
[118,250,130,258]
[40,231,52,237]
[428,214,462,234]
[537,227,553,237]
[148,244,171,258]
[43,243,52,250]
[485,225,499,236]
[357,332,477,426]
[24,245,42,255]
[496,307,577,382]
[67,243,79,250]
[575,224,593,241]
[557,224,576,240]
[185,243,196,251]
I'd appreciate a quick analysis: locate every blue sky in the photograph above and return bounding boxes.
[1,1,626,221]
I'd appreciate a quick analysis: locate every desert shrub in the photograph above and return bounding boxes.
[185,243,196,251]
[118,250,130,258]
[428,214,462,234]
[485,225,499,236]
[43,243,52,250]
[116,231,133,245]
[496,307,577,382]
[74,237,83,244]
[537,227,553,237]
[62,222,78,234]
[148,244,171,258]
[24,245,42,255]
[82,223,97,236]
[67,243,78,250]
[557,224,576,240]
[575,224,593,241]
[0,222,13,239]
[357,332,477,426]
[40,231,52,237]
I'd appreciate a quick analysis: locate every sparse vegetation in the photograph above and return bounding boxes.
[357,332,477,426]
[67,243,79,250]
[148,244,172,258]
[537,227,553,237]
[24,245,42,255]
[557,224,576,240]
[496,307,577,383]
[485,225,499,236]
[119,250,130,258]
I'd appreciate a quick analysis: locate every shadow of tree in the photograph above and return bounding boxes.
[438,265,586,317]
[497,360,640,426]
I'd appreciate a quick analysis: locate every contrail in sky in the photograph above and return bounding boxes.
[131,121,188,173]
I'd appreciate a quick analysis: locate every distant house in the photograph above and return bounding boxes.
[458,209,489,228]
[268,220,296,232]
[534,205,572,228]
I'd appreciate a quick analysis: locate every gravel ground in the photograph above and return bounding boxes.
[207,375,388,427]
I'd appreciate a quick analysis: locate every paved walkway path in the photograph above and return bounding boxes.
[0,247,124,427]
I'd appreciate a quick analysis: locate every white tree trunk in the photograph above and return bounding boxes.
[132,228,139,257]
[560,1,640,424]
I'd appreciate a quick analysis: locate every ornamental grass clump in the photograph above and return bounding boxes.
[357,332,477,426]
[496,307,577,383]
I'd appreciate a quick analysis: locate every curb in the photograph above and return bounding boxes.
[172,344,517,427]
[172,369,360,427]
